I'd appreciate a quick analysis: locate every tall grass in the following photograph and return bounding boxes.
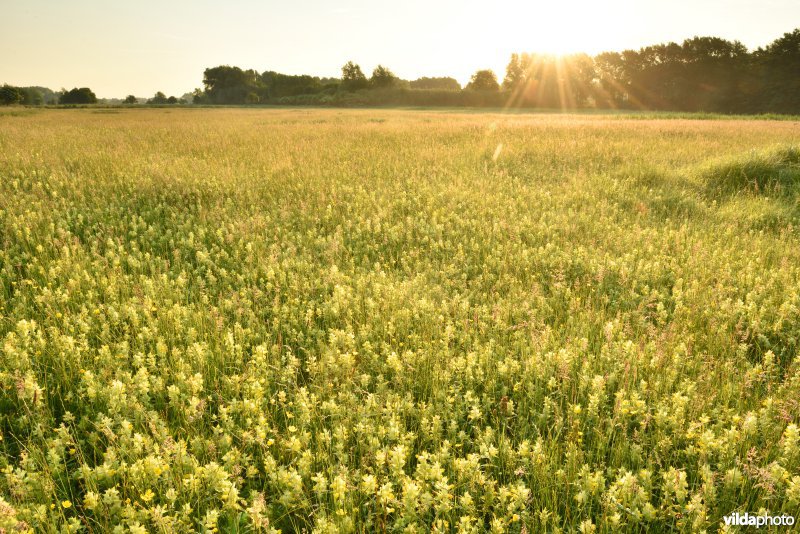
[0,108,799,532]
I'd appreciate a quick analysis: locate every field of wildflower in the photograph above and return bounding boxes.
[1,107,799,533]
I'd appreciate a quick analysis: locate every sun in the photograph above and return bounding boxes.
[486,0,643,59]
[445,1,630,86]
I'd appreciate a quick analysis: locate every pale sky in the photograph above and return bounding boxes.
[1,0,797,98]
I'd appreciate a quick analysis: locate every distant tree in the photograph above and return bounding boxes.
[13,86,56,104]
[203,65,260,104]
[167,96,178,104]
[409,77,461,90]
[0,85,22,105]
[59,87,97,104]
[502,54,564,107]
[503,54,525,90]
[678,37,748,112]
[756,29,800,113]
[593,51,628,108]
[261,71,324,98]
[185,28,800,113]
[563,53,597,108]
[341,61,368,91]
[370,65,397,88]
[466,70,500,91]
[598,37,749,112]
[192,88,207,104]
[17,87,43,105]
[148,91,168,104]
[26,86,58,104]
[123,95,138,104]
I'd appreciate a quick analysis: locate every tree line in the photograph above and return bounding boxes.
[2,28,797,113]
[0,87,191,106]
[192,29,798,113]
[589,31,799,113]
[0,86,63,105]
[191,63,463,105]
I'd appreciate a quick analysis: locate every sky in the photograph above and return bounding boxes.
[1,0,798,98]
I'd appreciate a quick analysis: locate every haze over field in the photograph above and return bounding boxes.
[1,0,799,97]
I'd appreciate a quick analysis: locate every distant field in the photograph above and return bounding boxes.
[1,108,799,532]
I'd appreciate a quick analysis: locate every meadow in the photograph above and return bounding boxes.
[1,107,799,533]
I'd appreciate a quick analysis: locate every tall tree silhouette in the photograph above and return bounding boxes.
[466,70,499,91]
[756,29,800,113]
[341,61,368,91]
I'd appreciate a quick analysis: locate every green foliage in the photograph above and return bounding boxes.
[260,71,329,98]
[341,61,368,91]
[409,77,461,91]
[14,86,59,105]
[203,65,261,104]
[34,86,59,105]
[19,88,43,106]
[756,29,800,114]
[589,31,800,113]
[273,87,507,107]
[123,95,138,104]
[466,69,500,91]
[191,27,798,112]
[599,37,750,112]
[59,87,97,104]
[148,91,168,104]
[370,65,397,88]
[192,88,208,105]
[503,53,525,90]
[0,85,22,105]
